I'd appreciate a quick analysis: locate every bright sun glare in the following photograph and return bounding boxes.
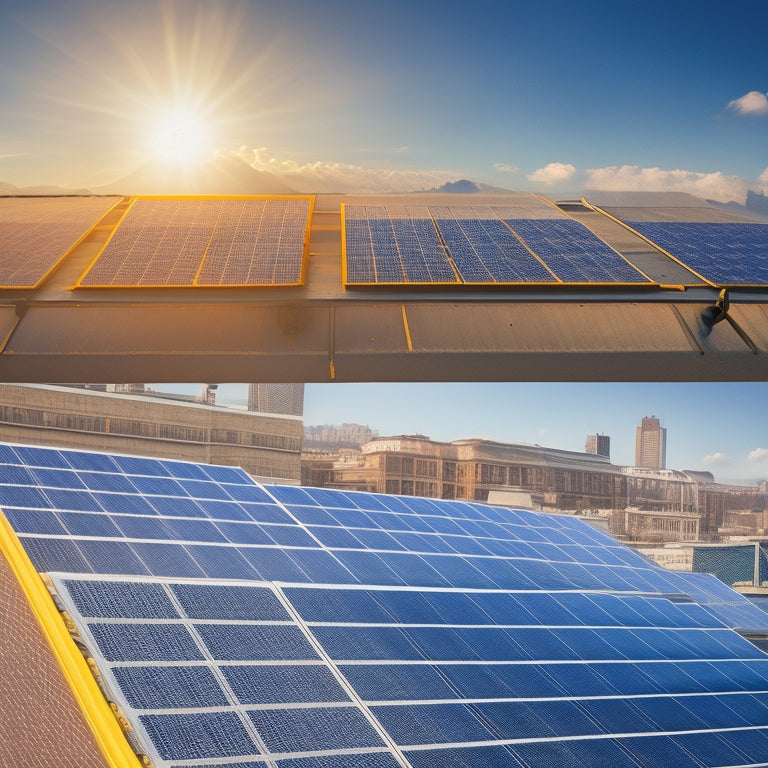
[149,108,212,165]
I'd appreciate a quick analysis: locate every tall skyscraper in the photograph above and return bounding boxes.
[248,383,305,417]
[635,416,667,469]
[585,433,610,458]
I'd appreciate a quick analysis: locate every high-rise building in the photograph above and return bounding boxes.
[585,433,610,458]
[635,416,667,469]
[248,383,305,416]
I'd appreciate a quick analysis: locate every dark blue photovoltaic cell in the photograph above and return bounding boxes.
[76,540,151,575]
[20,537,92,572]
[373,703,494,744]
[185,544,260,580]
[344,207,456,285]
[627,221,768,285]
[407,746,525,768]
[511,738,640,768]
[507,219,648,283]
[222,664,349,705]
[171,583,288,621]
[3,508,67,535]
[311,625,423,661]
[194,624,319,661]
[435,218,556,283]
[285,587,391,622]
[113,665,229,709]
[238,547,308,581]
[618,734,711,768]
[249,707,384,753]
[88,623,204,662]
[130,542,207,578]
[139,712,258,761]
[64,578,178,618]
[339,663,458,701]
[279,754,401,768]
[80,469,148,491]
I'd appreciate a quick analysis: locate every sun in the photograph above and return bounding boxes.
[148,107,212,165]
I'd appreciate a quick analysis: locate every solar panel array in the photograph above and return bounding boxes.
[3,442,768,767]
[625,221,768,287]
[78,197,312,288]
[0,197,120,289]
[343,201,650,286]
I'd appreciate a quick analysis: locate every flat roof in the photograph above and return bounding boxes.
[1,192,767,382]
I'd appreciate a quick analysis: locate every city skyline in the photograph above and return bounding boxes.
[151,382,768,486]
[0,0,766,202]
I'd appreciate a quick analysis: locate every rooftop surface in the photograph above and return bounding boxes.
[1,192,767,382]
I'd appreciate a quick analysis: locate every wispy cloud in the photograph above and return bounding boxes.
[748,447,768,463]
[585,165,748,204]
[494,163,520,175]
[727,91,768,116]
[702,452,730,467]
[527,162,575,184]
[231,146,455,193]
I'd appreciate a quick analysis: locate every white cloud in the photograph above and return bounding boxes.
[748,447,768,463]
[758,168,768,193]
[527,162,576,184]
[585,164,748,204]
[702,452,730,467]
[494,163,520,175]
[727,91,768,116]
[230,146,455,193]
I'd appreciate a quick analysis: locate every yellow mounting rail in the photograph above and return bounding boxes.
[0,511,144,768]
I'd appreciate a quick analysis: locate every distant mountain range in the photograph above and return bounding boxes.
[93,155,296,196]
[0,181,92,196]
[429,179,513,194]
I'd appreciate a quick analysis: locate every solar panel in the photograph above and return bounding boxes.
[343,200,652,286]
[0,197,121,289]
[343,205,457,284]
[625,221,768,286]
[4,441,768,768]
[77,196,313,287]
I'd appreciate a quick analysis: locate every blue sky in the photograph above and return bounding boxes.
[155,383,768,486]
[1,0,766,199]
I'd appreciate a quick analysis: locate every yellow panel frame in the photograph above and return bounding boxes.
[75,195,315,289]
[0,511,144,768]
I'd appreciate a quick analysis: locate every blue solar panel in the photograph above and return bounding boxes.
[344,205,457,285]
[6,442,768,768]
[507,218,648,282]
[434,216,556,283]
[344,202,649,286]
[627,221,768,285]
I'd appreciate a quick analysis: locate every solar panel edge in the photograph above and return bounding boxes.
[0,512,147,767]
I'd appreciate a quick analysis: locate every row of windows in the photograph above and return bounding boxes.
[0,406,301,453]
